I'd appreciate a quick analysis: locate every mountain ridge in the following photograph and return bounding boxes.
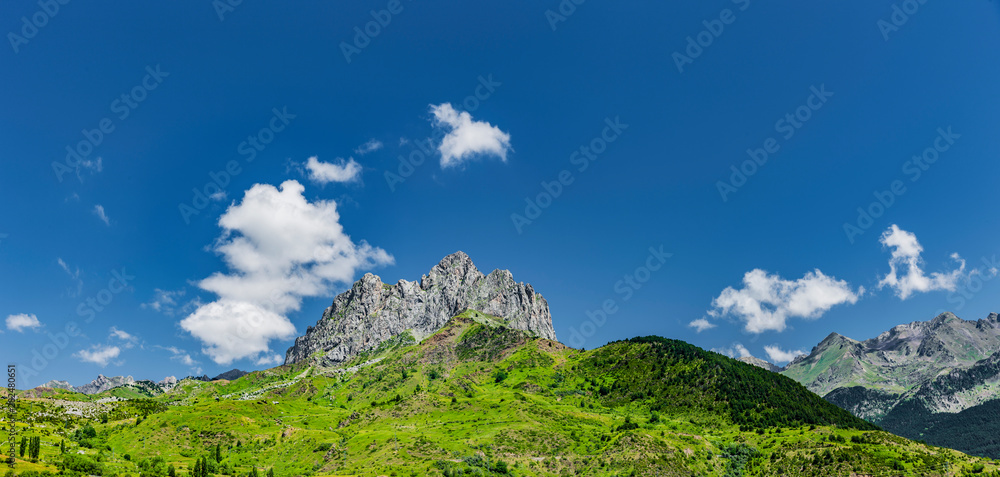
[284,251,556,366]
[784,311,1000,458]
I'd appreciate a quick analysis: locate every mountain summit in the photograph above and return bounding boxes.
[284,251,556,365]
[784,311,1000,457]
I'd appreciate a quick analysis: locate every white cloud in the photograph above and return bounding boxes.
[688,318,716,333]
[708,269,862,333]
[93,205,110,226]
[764,345,806,364]
[877,225,968,300]
[305,156,363,184]
[57,258,84,297]
[74,345,121,367]
[712,343,752,359]
[354,139,383,155]
[255,354,283,366]
[6,313,41,332]
[430,103,512,168]
[180,180,393,365]
[157,345,200,369]
[142,288,199,316]
[109,327,139,348]
[74,157,102,182]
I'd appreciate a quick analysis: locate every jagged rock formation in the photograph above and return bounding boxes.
[158,376,178,389]
[783,312,1000,397]
[784,312,1000,458]
[40,380,74,391]
[738,356,782,372]
[285,251,556,365]
[76,375,136,394]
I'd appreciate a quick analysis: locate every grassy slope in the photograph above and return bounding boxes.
[3,311,1000,476]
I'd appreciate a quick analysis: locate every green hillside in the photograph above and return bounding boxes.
[4,311,1000,476]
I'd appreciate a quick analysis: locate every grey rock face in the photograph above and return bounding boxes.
[76,375,135,395]
[40,380,75,391]
[285,251,556,365]
[737,356,782,372]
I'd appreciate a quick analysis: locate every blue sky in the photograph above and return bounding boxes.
[2,1,999,387]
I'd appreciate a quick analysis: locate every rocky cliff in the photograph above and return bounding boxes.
[284,251,556,365]
[783,312,1000,458]
[783,312,1000,396]
[76,375,136,394]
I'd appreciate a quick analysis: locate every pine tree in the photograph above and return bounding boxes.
[18,437,26,457]
[28,436,40,460]
[60,439,65,454]
[266,468,274,477]
[215,443,222,463]
[168,464,176,477]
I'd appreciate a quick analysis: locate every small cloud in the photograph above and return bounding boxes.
[429,103,512,168]
[93,205,111,226]
[764,345,807,364]
[74,345,121,367]
[688,318,716,333]
[75,157,103,182]
[209,191,227,201]
[354,139,383,155]
[255,354,283,366]
[6,313,42,332]
[707,269,863,334]
[398,137,409,146]
[712,343,752,359]
[877,225,969,299]
[156,345,201,369]
[305,156,363,184]
[142,288,199,316]
[109,326,139,349]
[57,258,84,297]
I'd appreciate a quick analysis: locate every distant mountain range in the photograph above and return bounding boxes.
[783,312,1000,458]
[39,369,248,395]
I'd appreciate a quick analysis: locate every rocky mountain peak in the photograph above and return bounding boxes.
[76,375,135,394]
[285,252,556,366]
